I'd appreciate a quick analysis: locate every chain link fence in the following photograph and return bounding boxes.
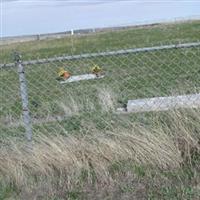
[1,42,200,141]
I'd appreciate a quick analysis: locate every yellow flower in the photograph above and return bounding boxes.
[58,67,65,77]
[91,65,102,74]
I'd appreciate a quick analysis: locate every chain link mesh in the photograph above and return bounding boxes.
[1,43,200,139]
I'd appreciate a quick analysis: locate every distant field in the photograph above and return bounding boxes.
[0,20,200,62]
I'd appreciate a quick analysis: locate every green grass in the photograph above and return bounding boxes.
[1,44,200,133]
[0,20,200,63]
[1,20,200,138]
[1,20,200,199]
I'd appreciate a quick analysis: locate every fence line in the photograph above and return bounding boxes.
[1,42,200,69]
[1,41,200,140]
[1,19,194,46]
[1,22,161,45]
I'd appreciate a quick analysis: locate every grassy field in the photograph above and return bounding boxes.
[1,21,200,135]
[0,20,200,199]
[1,20,200,62]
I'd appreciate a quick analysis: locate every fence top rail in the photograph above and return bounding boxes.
[1,42,200,69]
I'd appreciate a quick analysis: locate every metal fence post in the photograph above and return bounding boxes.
[15,53,32,142]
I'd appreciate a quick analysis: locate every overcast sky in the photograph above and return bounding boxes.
[1,0,200,37]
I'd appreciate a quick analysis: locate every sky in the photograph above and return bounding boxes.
[1,0,200,37]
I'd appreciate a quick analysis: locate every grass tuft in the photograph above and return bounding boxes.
[0,109,200,199]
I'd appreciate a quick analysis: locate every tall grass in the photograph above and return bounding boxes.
[0,109,199,199]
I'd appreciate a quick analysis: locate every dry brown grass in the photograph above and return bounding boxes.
[0,109,200,199]
[98,87,116,112]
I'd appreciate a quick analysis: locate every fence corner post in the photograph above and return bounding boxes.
[14,53,32,143]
